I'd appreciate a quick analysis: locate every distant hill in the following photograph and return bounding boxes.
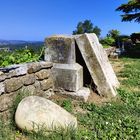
[0,39,44,46]
[0,39,44,51]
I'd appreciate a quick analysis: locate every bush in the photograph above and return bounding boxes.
[100,37,115,46]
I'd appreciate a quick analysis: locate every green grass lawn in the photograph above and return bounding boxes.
[0,57,140,140]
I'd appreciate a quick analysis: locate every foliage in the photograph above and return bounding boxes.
[116,0,140,23]
[0,47,44,67]
[73,20,101,37]
[131,32,140,44]
[107,29,120,39]
[100,36,115,46]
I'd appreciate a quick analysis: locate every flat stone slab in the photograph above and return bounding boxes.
[75,33,120,97]
[45,35,75,64]
[56,87,90,102]
[52,63,83,92]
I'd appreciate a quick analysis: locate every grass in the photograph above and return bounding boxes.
[0,57,140,140]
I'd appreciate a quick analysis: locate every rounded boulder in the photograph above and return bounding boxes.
[15,96,77,131]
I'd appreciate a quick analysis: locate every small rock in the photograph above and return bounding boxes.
[22,74,35,86]
[40,78,53,91]
[35,69,50,80]
[15,96,77,131]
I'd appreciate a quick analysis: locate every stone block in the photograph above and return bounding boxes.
[57,87,90,102]
[40,78,54,91]
[75,33,119,97]
[5,78,23,93]
[45,35,75,64]
[52,63,83,92]
[22,74,35,86]
[35,69,50,80]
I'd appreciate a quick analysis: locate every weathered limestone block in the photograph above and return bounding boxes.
[21,85,36,95]
[0,74,6,82]
[40,78,53,91]
[22,74,35,86]
[52,63,83,92]
[0,82,5,95]
[75,33,119,97]
[0,93,16,112]
[5,78,23,93]
[15,96,77,131]
[28,62,53,74]
[13,65,28,76]
[45,35,75,64]
[35,69,50,80]
[57,87,90,102]
[34,81,41,90]
[27,63,42,74]
[39,61,53,69]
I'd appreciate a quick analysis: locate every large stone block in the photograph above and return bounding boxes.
[75,33,120,97]
[45,35,75,64]
[52,63,83,92]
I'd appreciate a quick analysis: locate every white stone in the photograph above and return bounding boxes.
[52,63,83,92]
[0,82,5,95]
[15,96,77,131]
[60,87,90,102]
[75,33,120,97]
[45,35,76,64]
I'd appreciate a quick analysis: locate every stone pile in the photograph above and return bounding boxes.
[45,33,120,98]
[45,35,91,102]
[0,61,54,120]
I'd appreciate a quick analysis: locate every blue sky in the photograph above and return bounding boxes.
[0,0,139,41]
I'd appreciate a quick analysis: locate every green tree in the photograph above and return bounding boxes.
[73,20,101,37]
[107,29,120,39]
[116,0,140,23]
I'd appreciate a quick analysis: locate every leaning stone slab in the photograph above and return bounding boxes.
[45,35,75,64]
[75,33,120,97]
[52,63,83,92]
[15,96,77,132]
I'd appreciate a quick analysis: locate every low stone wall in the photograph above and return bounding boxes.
[0,61,54,120]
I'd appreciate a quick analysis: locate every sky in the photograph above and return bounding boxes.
[0,0,139,41]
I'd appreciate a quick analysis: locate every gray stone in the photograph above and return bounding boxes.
[0,92,16,112]
[34,81,41,90]
[44,89,55,98]
[45,35,75,64]
[75,33,119,97]
[14,65,28,76]
[27,63,41,74]
[52,63,83,92]
[21,85,36,95]
[35,69,50,80]
[0,82,5,95]
[0,71,4,75]
[5,78,23,93]
[40,78,53,91]
[15,96,77,131]
[0,74,6,82]
[27,62,53,74]
[57,87,90,102]
[39,61,53,69]
[22,74,35,86]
